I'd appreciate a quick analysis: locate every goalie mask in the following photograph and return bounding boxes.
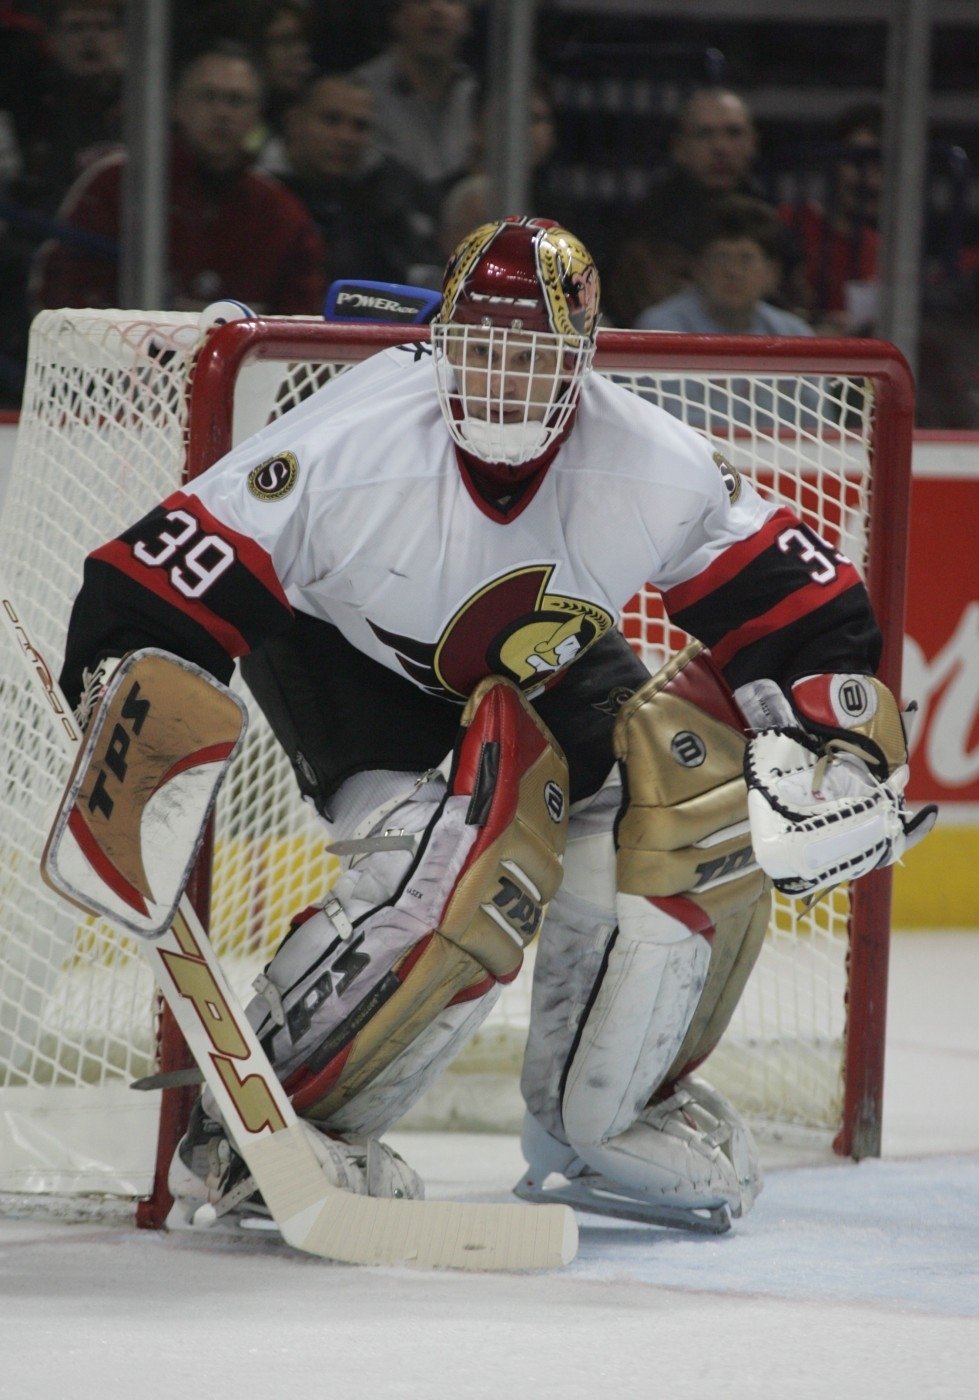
[432,217,600,468]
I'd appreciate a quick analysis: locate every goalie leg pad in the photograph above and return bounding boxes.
[248,677,568,1131]
[613,641,758,897]
[560,892,711,1147]
[611,640,772,1077]
[520,643,767,1220]
[662,874,770,1078]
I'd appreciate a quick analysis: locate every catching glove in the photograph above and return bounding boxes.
[738,673,937,897]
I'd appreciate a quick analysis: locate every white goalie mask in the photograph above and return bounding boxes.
[431,217,600,468]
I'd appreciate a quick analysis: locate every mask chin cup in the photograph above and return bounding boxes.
[457,415,552,466]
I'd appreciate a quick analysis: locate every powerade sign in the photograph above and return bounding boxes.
[324,280,442,325]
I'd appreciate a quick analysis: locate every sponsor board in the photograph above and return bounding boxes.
[893,465,979,927]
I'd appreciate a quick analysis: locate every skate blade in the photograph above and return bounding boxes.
[513,1169,732,1235]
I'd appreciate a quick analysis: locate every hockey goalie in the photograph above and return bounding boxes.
[53,217,935,1236]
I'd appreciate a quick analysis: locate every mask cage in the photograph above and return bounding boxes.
[432,320,595,466]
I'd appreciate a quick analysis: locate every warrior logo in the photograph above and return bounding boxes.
[247,452,299,501]
[832,674,876,724]
[368,565,615,700]
[671,730,707,768]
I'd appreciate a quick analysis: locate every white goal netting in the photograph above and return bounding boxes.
[0,310,907,1211]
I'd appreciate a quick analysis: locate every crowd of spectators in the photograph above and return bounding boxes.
[0,0,976,425]
[31,42,329,314]
[635,193,819,433]
[778,103,884,335]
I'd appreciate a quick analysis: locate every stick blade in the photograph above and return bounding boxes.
[300,1195,578,1272]
[249,1128,577,1271]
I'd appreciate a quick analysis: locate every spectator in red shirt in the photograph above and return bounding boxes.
[32,42,328,315]
[779,104,882,333]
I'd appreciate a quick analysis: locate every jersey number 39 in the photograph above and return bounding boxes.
[133,509,235,599]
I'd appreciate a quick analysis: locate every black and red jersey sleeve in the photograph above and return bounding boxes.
[661,507,883,688]
[60,490,294,707]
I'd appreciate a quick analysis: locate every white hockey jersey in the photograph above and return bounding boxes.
[65,342,878,705]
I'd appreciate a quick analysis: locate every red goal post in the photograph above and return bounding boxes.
[0,313,913,1228]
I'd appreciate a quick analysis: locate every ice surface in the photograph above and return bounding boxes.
[2,930,978,1400]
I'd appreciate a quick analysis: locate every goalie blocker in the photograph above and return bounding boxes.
[42,649,247,937]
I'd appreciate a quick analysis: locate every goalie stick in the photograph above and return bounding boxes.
[0,587,577,1271]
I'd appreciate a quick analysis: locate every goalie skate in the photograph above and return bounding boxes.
[167,1100,423,1234]
[513,1081,759,1237]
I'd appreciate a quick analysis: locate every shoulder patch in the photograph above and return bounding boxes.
[713,450,742,503]
[247,452,299,501]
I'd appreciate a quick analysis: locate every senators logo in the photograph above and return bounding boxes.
[368,565,615,699]
[247,452,299,501]
[713,451,742,503]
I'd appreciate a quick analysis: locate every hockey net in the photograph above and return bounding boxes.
[0,312,912,1222]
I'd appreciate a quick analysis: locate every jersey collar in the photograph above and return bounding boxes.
[450,411,577,523]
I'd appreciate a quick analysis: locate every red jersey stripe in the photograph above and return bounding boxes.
[709,567,861,669]
[662,506,797,615]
